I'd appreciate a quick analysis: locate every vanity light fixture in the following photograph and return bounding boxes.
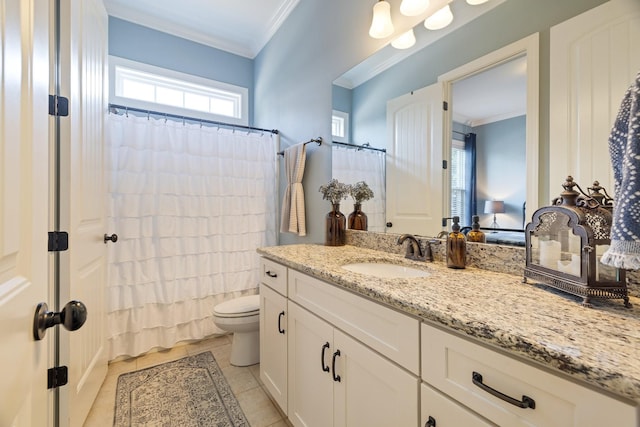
[391,29,417,49]
[400,0,430,16]
[466,0,489,4]
[424,4,454,30]
[369,0,395,39]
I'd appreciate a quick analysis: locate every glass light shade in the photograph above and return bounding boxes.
[391,29,416,49]
[400,0,430,16]
[369,0,395,39]
[424,4,453,30]
[466,0,489,4]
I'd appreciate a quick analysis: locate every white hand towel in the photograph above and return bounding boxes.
[280,143,307,236]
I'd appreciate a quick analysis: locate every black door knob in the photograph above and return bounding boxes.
[104,233,118,243]
[33,300,88,340]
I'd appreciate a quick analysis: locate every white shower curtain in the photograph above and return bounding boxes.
[106,113,277,359]
[332,146,386,232]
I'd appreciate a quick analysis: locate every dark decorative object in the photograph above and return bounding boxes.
[319,179,350,246]
[348,203,368,231]
[326,203,346,246]
[523,176,630,308]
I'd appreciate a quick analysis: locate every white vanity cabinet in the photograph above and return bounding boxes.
[421,323,639,427]
[259,259,420,427]
[288,301,419,427]
[259,259,288,414]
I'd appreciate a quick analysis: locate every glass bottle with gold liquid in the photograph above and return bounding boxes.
[466,215,486,243]
[447,216,466,269]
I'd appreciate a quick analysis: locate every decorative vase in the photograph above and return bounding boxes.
[325,203,346,246]
[348,203,368,231]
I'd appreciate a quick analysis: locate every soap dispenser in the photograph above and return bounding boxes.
[447,216,466,269]
[466,215,486,243]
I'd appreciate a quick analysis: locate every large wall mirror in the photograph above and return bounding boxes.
[332,22,539,245]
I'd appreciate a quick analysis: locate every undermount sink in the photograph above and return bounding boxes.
[341,262,430,278]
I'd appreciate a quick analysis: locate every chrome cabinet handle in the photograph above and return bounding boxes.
[332,350,341,382]
[277,311,285,334]
[265,270,277,278]
[472,371,535,409]
[321,342,331,372]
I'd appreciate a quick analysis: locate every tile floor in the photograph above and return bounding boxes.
[84,334,291,427]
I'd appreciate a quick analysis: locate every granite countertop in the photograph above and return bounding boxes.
[257,244,640,405]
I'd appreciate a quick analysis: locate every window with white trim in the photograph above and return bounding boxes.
[109,56,249,125]
[450,139,467,222]
[332,110,349,143]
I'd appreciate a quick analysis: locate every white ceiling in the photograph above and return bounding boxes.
[452,55,527,126]
[103,0,300,58]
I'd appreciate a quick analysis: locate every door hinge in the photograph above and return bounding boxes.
[48,95,69,117]
[48,231,69,252]
[48,366,68,389]
[442,160,448,169]
[443,101,448,111]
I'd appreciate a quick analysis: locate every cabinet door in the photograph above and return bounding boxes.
[421,383,495,427]
[333,330,419,427]
[259,283,288,414]
[288,302,334,427]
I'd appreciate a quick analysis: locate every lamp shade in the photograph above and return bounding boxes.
[391,29,416,49]
[424,4,453,30]
[484,200,505,214]
[400,0,430,16]
[369,0,394,39]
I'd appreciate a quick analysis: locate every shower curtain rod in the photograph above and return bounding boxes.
[108,104,279,135]
[332,141,386,153]
[453,130,470,137]
[277,137,323,156]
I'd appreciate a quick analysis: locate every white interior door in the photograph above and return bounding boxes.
[386,83,444,236]
[57,0,109,425]
[0,0,51,425]
[549,0,640,196]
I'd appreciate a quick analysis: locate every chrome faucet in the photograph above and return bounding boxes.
[398,234,436,262]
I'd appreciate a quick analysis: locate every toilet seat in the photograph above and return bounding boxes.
[213,295,259,318]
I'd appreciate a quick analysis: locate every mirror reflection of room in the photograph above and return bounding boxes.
[450,55,526,233]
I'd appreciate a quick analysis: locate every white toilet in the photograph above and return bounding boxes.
[213,295,260,366]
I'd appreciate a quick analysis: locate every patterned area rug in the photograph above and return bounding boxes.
[114,351,248,426]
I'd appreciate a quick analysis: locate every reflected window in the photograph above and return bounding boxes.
[332,110,349,142]
[451,139,467,221]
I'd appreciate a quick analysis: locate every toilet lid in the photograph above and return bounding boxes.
[214,295,259,316]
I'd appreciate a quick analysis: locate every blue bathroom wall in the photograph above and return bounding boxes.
[108,17,255,123]
[474,116,526,229]
[255,0,605,244]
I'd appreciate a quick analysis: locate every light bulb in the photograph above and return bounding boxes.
[466,0,489,5]
[424,4,453,30]
[400,0,430,16]
[391,29,416,49]
[369,0,394,39]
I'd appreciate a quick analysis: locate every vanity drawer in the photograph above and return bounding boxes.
[421,323,638,427]
[260,258,287,296]
[288,269,419,374]
[421,382,496,427]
